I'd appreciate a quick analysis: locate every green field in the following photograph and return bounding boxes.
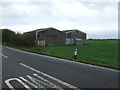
[9,40,119,70]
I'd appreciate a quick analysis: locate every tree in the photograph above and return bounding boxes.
[1,28,35,47]
[1,28,15,44]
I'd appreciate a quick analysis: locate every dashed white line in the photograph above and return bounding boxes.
[19,63,80,89]
[0,54,8,58]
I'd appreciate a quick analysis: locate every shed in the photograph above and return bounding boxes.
[63,29,87,45]
[24,27,66,46]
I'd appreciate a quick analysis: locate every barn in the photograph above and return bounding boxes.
[63,29,87,45]
[24,27,66,46]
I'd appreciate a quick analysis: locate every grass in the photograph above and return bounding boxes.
[5,40,119,70]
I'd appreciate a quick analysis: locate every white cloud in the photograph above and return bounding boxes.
[0,0,119,2]
[0,1,118,39]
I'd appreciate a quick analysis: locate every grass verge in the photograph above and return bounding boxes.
[4,40,119,70]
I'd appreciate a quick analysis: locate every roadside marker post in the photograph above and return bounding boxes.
[74,48,77,59]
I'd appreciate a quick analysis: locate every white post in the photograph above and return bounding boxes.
[74,48,77,59]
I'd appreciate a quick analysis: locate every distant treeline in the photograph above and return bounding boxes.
[0,29,35,47]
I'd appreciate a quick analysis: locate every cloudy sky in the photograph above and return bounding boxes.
[0,0,119,39]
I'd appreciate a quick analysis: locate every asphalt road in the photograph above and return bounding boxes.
[1,46,119,89]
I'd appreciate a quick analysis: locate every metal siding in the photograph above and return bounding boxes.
[66,30,86,39]
[66,38,74,45]
[65,30,87,45]
[37,28,65,46]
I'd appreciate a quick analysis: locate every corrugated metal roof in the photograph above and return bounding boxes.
[24,28,86,34]
[24,27,57,34]
[62,29,86,34]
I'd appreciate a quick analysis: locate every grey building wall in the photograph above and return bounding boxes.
[24,28,87,46]
[64,30,86,39]
[24,27,66,46]
[37,28,65,46]
[63,30,87,45]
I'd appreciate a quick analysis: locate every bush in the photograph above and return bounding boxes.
[1,28,35,47]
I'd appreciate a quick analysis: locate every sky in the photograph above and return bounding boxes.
[0,0,119,39]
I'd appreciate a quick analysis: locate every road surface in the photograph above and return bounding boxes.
[1,46,119,89]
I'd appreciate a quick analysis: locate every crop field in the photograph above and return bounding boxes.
[10,40,119,70]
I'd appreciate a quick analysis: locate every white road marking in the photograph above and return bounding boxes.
[5,78,32,90]
[0,54,8,58]
[33,73,64,89]
[26,75,44,88]
[19,63,80,89]
[5,46,118,72]
[19,77,39,88]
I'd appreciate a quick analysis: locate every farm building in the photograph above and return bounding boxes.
[63,29,87,45]
[24,27,66,46]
